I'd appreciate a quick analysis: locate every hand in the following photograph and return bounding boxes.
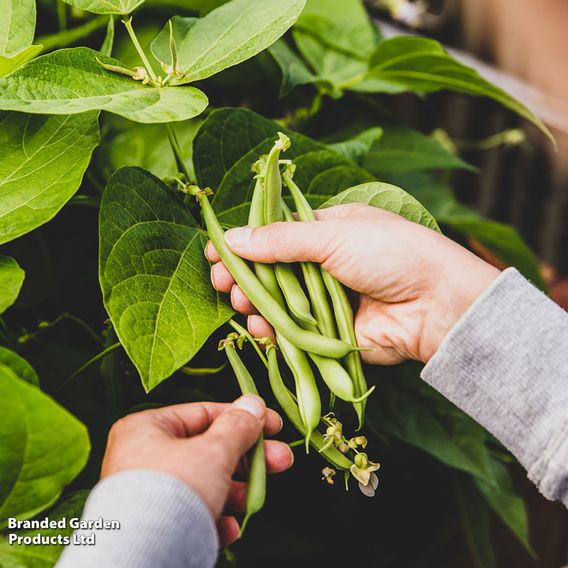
[206,204,500,364]
[101,396,293,546]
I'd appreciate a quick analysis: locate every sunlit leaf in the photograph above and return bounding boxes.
[61,0,146,15]
[0,256,24,314]
[0,347,38,386]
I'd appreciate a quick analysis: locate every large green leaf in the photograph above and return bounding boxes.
[99,167,234,390]
[365,37,551,140]
[152,0,306,84]
[0,367,90,526]
[0,111,100,245]
[0,347,38,386]
[105,119,201,179]
[474,456,534,556]
[0,0,42,78]
[0,256,24,313]
[61,0,145,15]
[321,182,440,232]
[0,48,208,123]
[328,127,383,166]
[364,126,475,174]
[0,491,89,567]
[193,107,373,227]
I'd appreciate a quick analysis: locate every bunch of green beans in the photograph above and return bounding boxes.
[196,134,381,526]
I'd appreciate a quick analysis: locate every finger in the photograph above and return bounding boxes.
[224,481,247,514]
[202,395,266,471]
[210,262,235,293]
[205,240,221,263]
[135,400,282,438]
[217,516,240,547]
[234,440,294,476]
[231,285,258,315]
[224,221,341,264]
[247,315,275,340]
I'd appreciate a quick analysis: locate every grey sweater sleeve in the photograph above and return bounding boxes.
[56,470,218,568]
[422,268,568,507]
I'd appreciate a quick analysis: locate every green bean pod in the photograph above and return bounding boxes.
[267,346,353,471]
[284,175,371,428]
[282,201,337,337]
[199,194,357,358]
[248,181,321,446]
[274,264,318,327]
[223,342,265,533]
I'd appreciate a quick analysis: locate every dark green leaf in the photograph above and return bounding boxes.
[193,108,373,227]
[99,167,234,391]
[328,127,383,165]
[0,256,24,313]
[0,111,100,245]
[0,367,90,526]
[150,16,197,66]
[364,127,475,174]
[0,347,38,385]
[0,491,89,567]
[268,39,318,97]
[0,48,209,123]
[365,37,551,141]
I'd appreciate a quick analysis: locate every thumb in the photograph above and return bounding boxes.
[202,395,266,471]
[225,221,338,264]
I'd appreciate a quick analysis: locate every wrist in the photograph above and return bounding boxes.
[419,256,501,363]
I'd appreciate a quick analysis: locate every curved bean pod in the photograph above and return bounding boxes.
[199,194,358,358]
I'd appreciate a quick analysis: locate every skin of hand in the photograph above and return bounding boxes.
[101,395,293,546]
[206,204,500,365]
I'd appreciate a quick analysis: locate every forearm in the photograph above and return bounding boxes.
[56,470,218,568]
[422,268,568,507]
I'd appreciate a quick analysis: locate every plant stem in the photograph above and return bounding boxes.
[69,195,101,208]
[337,73,366,90]
[166,123,192,181]
[229,319,268,367]
[122,17,158,82]
[57,1,68,30]
[37,16,107,52]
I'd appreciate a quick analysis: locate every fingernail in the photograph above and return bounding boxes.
[231,395,265,420]
[225,227,252,248]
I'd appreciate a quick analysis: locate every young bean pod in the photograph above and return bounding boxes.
[199,193,357,359]
[221,337,265,533]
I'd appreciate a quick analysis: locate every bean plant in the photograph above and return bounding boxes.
[0,0,553,565]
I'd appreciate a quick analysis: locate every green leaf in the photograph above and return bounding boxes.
[441,208,545,290]
[455,477,499,568]
[0,256,24,313]
[328,127,383,165]
[366,377,494,482]
[105,119,201,179]
[0,111,100,245]
[321,182,440,232]
[152,0,306,84]
[0,0,36,57]
[193,108,373,227]
[365,37,552,141]
[295,0,379,59]
[0,48,209,123]
[0,491,89,567]
[268,39,318,97]
[100,16,115,56]
[0,367,90,526]
[99,167,234,391]
[364,127,475,174]
[61,0,146,15]
[0,347,38,385]
[0,45,43,78]
[474,456,535,556]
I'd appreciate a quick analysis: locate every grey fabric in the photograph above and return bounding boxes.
[56,469,218,568]
[422,268,568,507]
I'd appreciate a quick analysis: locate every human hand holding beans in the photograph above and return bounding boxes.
[207,204,500,365]
[100,396,293,546]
